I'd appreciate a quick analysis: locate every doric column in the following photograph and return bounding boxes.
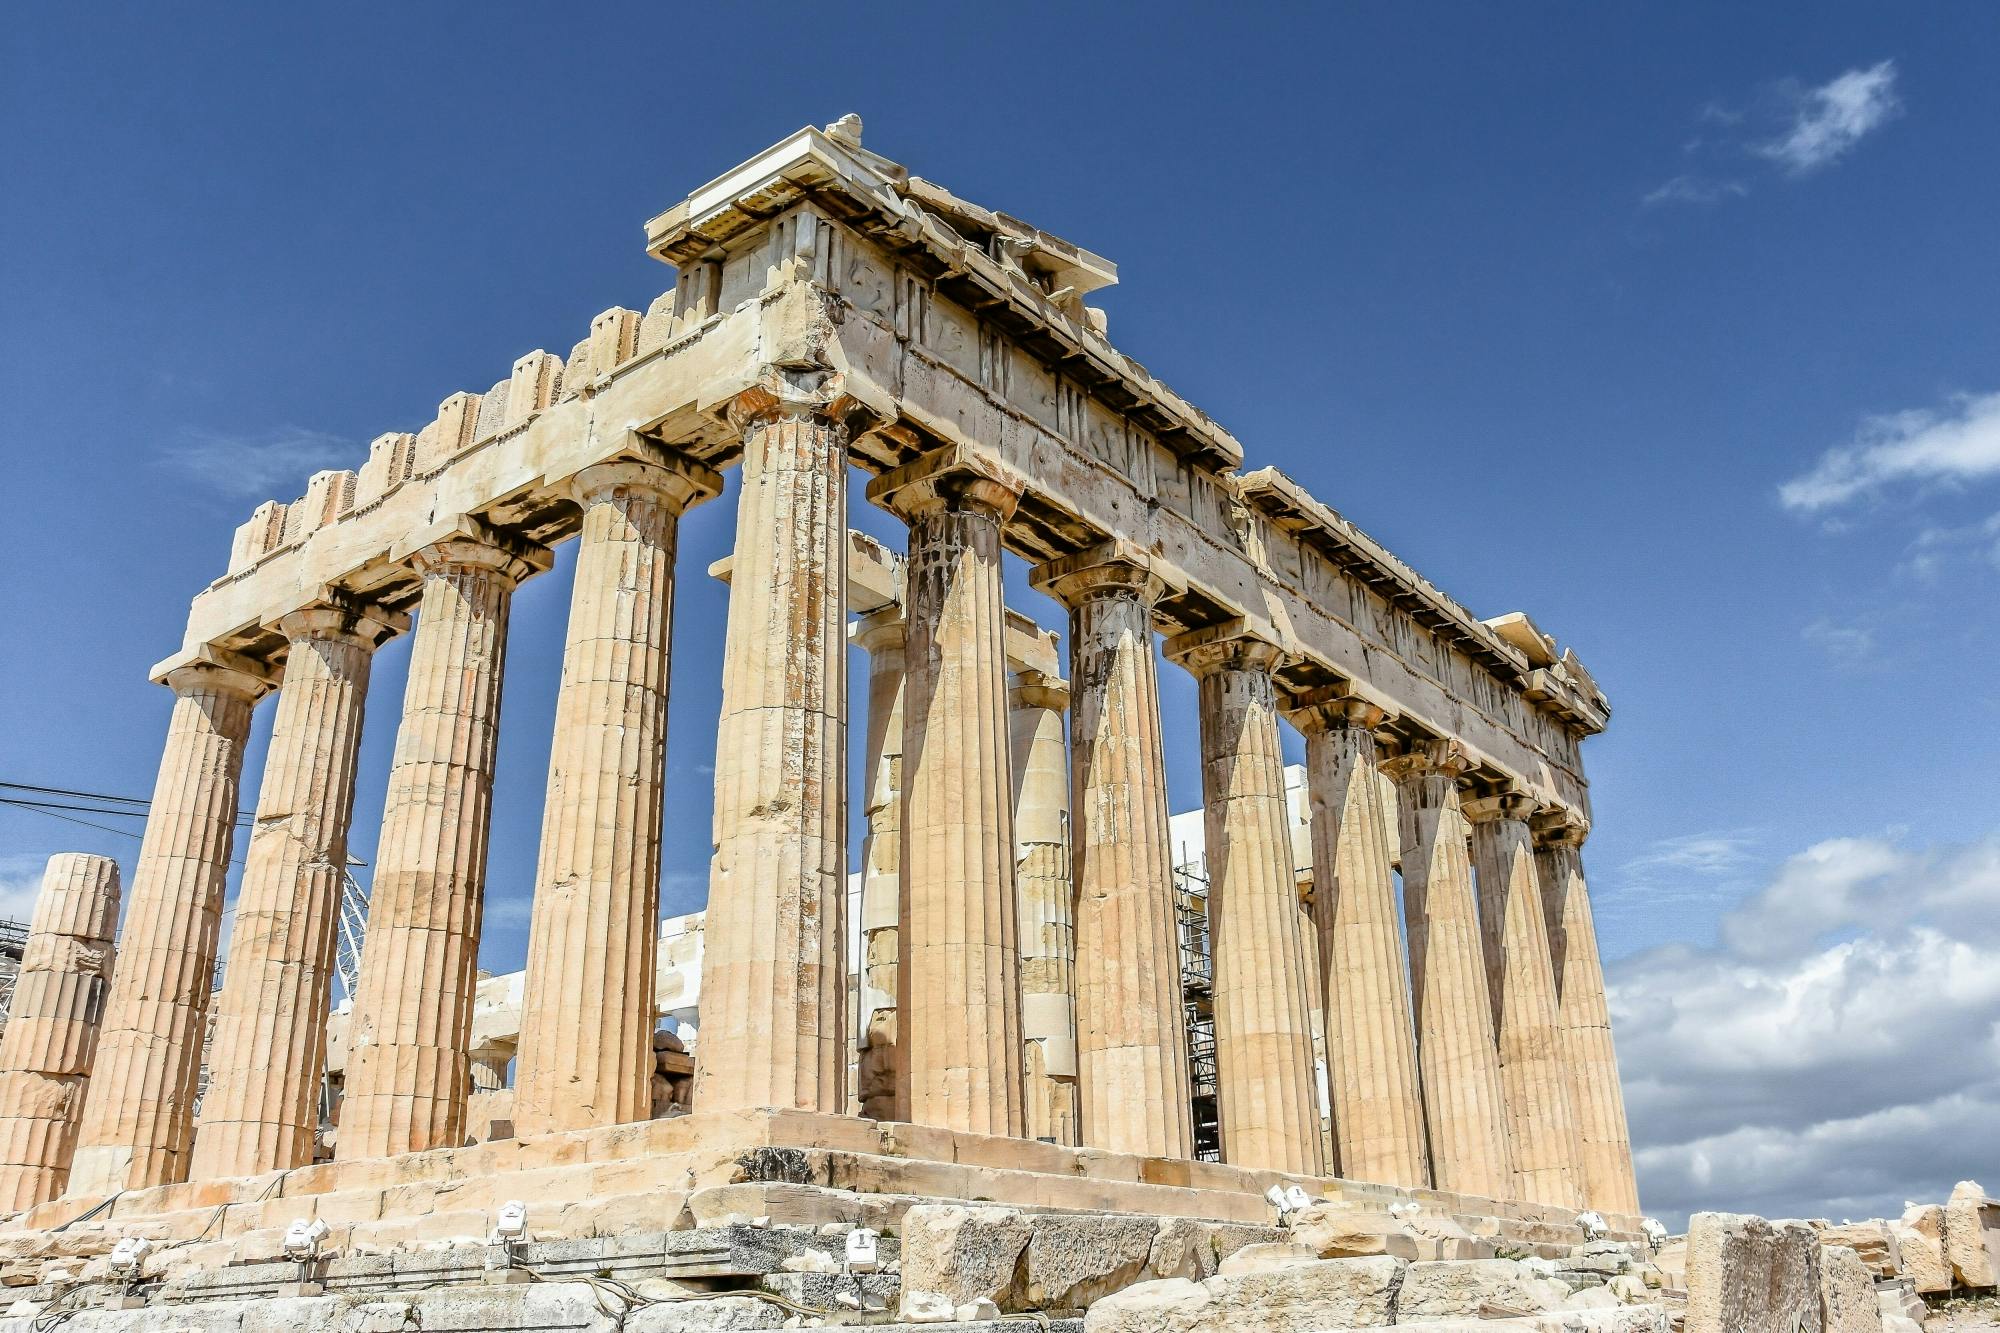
[69,654,269,1195]
[338,526,548,1160]
[0,855,120,1210]
[1380,739,1511,1200]
[192,601,398,1180]
[512,450,719,1136]
[1465,791,1584,1207]
[1290,689,1428,1189]
[1166,624,1321,1175]
[694,391,850,1114]
[1031,542,1192,1160]
[1010,671,1079,1146]
[853,608,907,1123]
[871,448,1027,1137]
[1533,810,1639,1214]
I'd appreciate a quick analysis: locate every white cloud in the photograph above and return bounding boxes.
[1780,392,2000,512]
[1613,831,2000,1227]
[1755,61,1902,176]
[158,427,348,499]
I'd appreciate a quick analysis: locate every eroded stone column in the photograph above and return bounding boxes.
[1168,625,1321,1175]
[1032,543,1192,1159]
[694,394,849,1114]
[1465,791,1584,1207]
[1291,689,1429,1189]
[192,602,397,1180]
[1533,810,1640,1215]
[1381,740,1511,1200]
[513,451,719,1136]
[872,452,1027,1137]
[0,855,120,1210]
[1010,671,1079,1146]
[338,527,548,1160]
[69,655,269,1195]
[853,609,906,1123]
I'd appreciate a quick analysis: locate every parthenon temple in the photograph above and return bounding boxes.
[0,118,1659,1326]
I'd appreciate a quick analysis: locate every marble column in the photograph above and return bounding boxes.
[1290,689,1429,1189]
[1010,670,1079,1146]
[338,528,547,1160]
[192,602,398,1180]
[694,395,849,1114]
[872,454,1026,1137]
[0,855,120,1210]
[1465,791,1584,1207]
[69,654,269,1195]
[853,609,907,1123]
[1031,542,1192,1160]
[1380,740,1511,1201]
[1167,625,1321,1175]
[513,451,718,1136]
[1533,810,1640,1215]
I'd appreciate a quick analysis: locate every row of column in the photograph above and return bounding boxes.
[52,401,1632,1220]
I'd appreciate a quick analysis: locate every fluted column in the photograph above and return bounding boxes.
[513,451,719,1136]
[1167,624,1321,1175]
[1465,791,1583,1207]
[69,655,269,1195]
[694,393,849,1114]
[1031,542,1191,1159]
[338,528,548,1160]
[871,451,1027,1137]
[1533,810,1639,1214]
[853,609,907,1123]
[0,856,120,1210]
[192,602,397,1180]
[1010,671,1078,1146]
[1290,689,1428,1189]
[1380,740,1511,1200]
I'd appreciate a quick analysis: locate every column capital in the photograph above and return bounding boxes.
[1531,806,1591,849]
[159,645,277,704]
[1162,618,1286,678]
[1010,668,1070,713]
[866,443,1025,525]
[408,518,554,588]
[1378,736,1472,785]
[1462,790,1541,826]
[276,598,406,650]
[1029,539,1166,609]
[852,605,908,656]
[572,445,722,517]
[1285,683,1393,736]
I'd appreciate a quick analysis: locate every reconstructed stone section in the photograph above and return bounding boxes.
[0,855,119,1210]
[1465,792,1583,1209]
[874,453,1029,1137]
[1168,624,1321,1176]
[1290,691,1428,1190]
[696,397,850,1115]
[339,528,549,1159]
[1010,670,1079,1147]
[1035,545,1192,1160]
[514,452,719,1136]
[1532,811,1639,1216]
[69,657,269,1196]
[1383,742,1512,1201]
[192,604,398,1180]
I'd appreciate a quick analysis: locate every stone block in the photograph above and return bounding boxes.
[1018,1213,1160,1310]
[1395,1258,1571,1320]
[1080,1255,1402,1333]
[1944,1179,2000,1290]
[1890,1204,1951,1294]
[1814,1221,1902,1279]
[1684,1212,1822,1333]
[898,1205,1031,1313]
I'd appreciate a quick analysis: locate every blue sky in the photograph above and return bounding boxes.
[4,4,1996,1224]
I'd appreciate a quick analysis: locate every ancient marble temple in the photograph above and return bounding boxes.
[17,118,1638,1238]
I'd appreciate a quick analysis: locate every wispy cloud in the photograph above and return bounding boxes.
[1755,60,1902,176]
[1780,391,2000,512]
[158,427,348,499]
